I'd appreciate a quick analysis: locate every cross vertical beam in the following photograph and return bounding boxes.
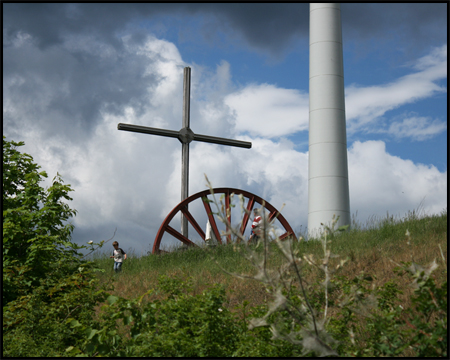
[181,67,191,237]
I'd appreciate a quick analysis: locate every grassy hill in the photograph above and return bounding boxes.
[93,209,447,304]
[88,209,447,356]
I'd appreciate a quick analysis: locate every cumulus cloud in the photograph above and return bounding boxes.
[186,137,309,239]
[348,141,447,225]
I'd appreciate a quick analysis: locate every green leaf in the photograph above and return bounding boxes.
[87,329,98,340]
[70,319,82,328]
[107,295,119,305]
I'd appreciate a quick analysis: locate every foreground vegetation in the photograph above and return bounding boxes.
[89,208,447,357]
[3,137,447,357]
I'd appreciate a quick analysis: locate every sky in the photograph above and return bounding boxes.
[3,3,447,255]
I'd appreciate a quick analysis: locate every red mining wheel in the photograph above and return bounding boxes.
[152,187,296,254]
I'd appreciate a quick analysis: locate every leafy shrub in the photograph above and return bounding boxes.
[66,275,243,357]
[3,264,110,357]
[3,137,110,357]
[3,137,80,304]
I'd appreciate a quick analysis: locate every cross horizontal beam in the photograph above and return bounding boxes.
[118,123,178,139]
[118,123,252,149]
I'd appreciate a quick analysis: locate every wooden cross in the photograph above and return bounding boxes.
[118,67,252,239]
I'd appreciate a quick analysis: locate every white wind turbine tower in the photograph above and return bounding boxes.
[308,3,351,238]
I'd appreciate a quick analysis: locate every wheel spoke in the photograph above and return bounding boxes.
[240,196,255,237]
[180,207,206,240]
[268,210,279,223]
[166,225,197,247]
[202,196,222,244]
[279,232,292,241]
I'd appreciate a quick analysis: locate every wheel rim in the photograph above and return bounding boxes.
[152,187,296,254]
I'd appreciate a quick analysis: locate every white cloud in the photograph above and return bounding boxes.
[385,114,447,141]
[186,137,309,237]
[189,60,239,139]
[225,84,309,138]
[411,44,447,71]
[345,44,447,134]
[348,140,447,225]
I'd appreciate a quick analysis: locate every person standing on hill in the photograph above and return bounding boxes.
[249,208,262,244]
[110,241,127,273]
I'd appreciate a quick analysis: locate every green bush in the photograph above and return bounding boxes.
[3,137,110,357]
[3,137,80,304]
[3,264,110,357]
[66,275,243,357]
